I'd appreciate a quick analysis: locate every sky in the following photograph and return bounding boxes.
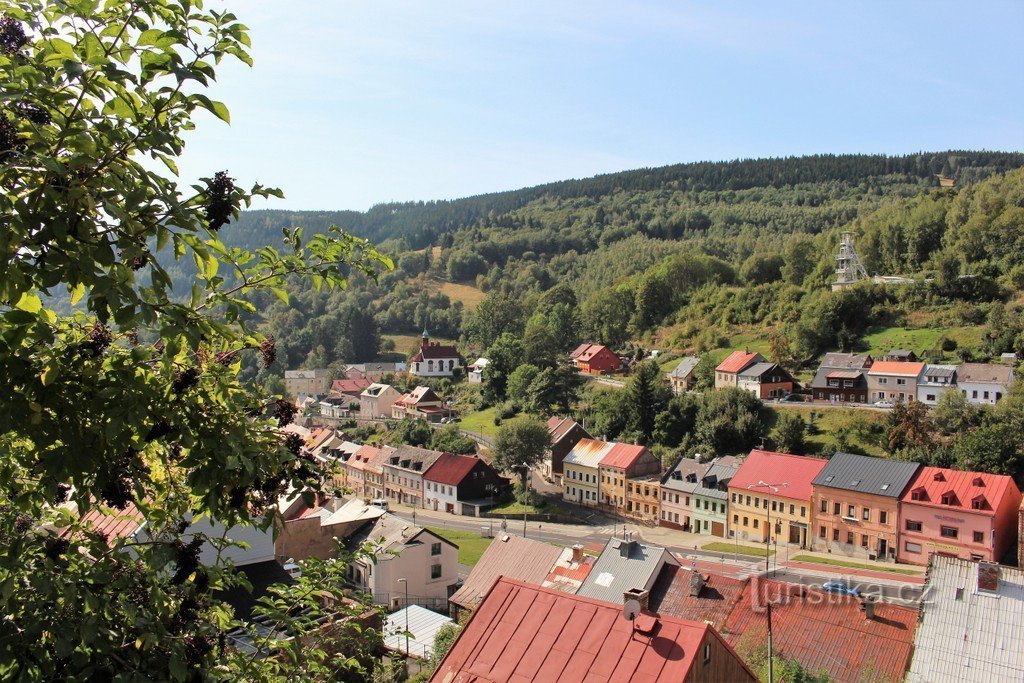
[179,1,1024,211]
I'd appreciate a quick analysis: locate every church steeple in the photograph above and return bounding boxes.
[421,329,429,348]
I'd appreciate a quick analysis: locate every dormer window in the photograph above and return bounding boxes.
[973,477,985,487]
[971,495,987,510]
[933,472,945,482]
[910,488,928,502]
[940,491,958,506]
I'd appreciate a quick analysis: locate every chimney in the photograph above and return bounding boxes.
[619,539,636,557]
[571,544,585,563]
[978,561,1000,592]
[689,571,707,597]
[624,587,650,611]
[861,595,876,620]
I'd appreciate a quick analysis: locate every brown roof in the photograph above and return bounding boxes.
[449,535,563,610]
[957,362,1014,384]
[546,417,587,444]
[385,444,444,474]
[331,378,371,395]
[411,342,461,362]
[74,503,146,545]
[648,566,747,630]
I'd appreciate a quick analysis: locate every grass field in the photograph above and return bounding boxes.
[790,554,923,576]
[425,526,492,567]
[768,405,888,458]
[703,541,775,557]
[457,406,502,442]
[434,281,486,311]
[860,325,985,357]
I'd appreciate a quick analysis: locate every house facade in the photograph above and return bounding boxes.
[714,350,765,389]
[659,457,706,531]
[898,467,1022,565]
[409,331,462,378]
[597,442,661,518]
[359,383,400,419]
[466,357,489,384]
[382,445,444,508]
[422,453,507,514]
[728,449,826,548]
[391,385,452,423]
[810,353,873,403]
[811,452,920,561]
[958,362,1014,405]
[867,360,925,403]
[345,444,393,500]
[691,457,742,537]
[667,356,700,394]
[569,343,622,375]
[562,438,612,507]
[916,364,958,405]
[545,416,591,478]
[284,368,331,398]
[736,362,797,399]
[625,475,661,524]
[344,362,406,382]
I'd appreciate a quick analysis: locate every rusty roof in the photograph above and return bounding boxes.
[449,535,563,610]
[648,566,747,630]
[715,350,763,374]
[721,578,917,683]
[563,438,615,469]
[433,577,756,683]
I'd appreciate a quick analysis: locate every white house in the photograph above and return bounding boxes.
[916,364,958,405]
[284,368,331,398]
[345,514,459,610]
[359,383,401,419]
[467,358,489,384]
[958,362,1015,405]
[409,331,462,378]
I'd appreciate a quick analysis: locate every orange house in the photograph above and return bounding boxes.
[569,343,622,375]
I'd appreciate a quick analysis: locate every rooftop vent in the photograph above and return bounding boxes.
[978,562,1000,592]
[619,540,637,558]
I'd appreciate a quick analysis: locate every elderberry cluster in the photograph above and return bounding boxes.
[144,418,176,443]
[0,14,27,55]
[204,171,235,231]
[171,536,204,585]
[0,113,19,154]
[274,398,297,426]
[15,102,50,125]
[85,323,112,356]
[100,449,148,509]
[283,432,304,457]
[259,335,276,368]
[172,367,200,395]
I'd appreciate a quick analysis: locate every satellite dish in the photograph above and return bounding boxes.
[623,599,642,622]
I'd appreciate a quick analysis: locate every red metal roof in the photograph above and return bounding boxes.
[867,360,925,377]
[715,350,762,374]
[331,378,370,395]
[424,453,480,486]
[900,466,1020,513]
[434,578,754,683]
[729,449,827,502]
[569,343,617,363]
[569,343,592,359]
[411,342,461,362]
[598,442,650,470]
[721,579,917,683]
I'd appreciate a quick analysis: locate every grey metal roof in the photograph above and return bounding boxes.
[810,365,868,389]
[667,356,700,378]
[737,362,779,379]
[812,452,920,498]
[384,605,454,658]
[907,555,1024,683]
[575,538,679,604]
[819,353,872,370]
[922,364,957,379]
[660,457,708,493]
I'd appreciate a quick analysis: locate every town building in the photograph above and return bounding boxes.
[809,352,873,403]
[690,457,742,537]
[714,350,765,389]
[597,442,661,518]
[391,385,452,423]
[957,361,1015,405]
[1020,498,1024,568]
[433,577,757,683]
[659,457,706,531]
[736,362,797,399]
[359,383,401,419]
[916,364,958,405]
[569,342,622,375]
[284,368,331,398]
[409,330,462,378]
[275,496,384,564]
[541,544,597,595]
[466,357,489,384]
[907,556,1024,683]
[883,349,918,362]
[625,475,662,525]
[866,360,926,403]
[811,452,920,561]
[897,467,1022,564]
[575,537,681,605]
[448,534,564,616]
[666,356,700,394]
[545,416,591,479]
[382,445,444,508]
[561,438,613,507]
[422,452,507,514]
[344,513,458,612]
[728,449,826,548]
[344,362,407,382]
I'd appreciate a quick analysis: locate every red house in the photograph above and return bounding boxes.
[569,343,622,375]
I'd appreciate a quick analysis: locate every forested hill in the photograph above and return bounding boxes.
[228,151,1024,248]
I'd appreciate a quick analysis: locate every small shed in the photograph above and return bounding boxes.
[383,605,454,660]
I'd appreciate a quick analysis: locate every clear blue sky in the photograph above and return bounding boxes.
[180,1,1024,211]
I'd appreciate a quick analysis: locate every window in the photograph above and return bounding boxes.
[703,643,711,665]
[800,506,806,518]
[833,528,840,541]
[430,564,442,579]
[733,515,739,524]
[743,517,749,527]
[754,498,759,509]
[753,519,759,529]
[973,531,984,543]
[431,542,442,556]
[862,508,870,521]
[790,504,795,515]
[983,391,989,399]
[861,535,869,548]
[848,505,855,517]
[972,390,978,399]
[940,526,958,539]
[746,495,751,506]
[880,511,888,524]
[846,532,854,545]
[833,502,841,515]
[819,526,826,539]
[896,378,906,386]
[926,394,936,402]
[904,542,922,554]
[820,500,827,513]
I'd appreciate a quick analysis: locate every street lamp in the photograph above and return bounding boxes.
[747,480,788,576]
[396,578,409,656]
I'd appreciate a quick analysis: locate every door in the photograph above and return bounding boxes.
[789,525,801,544]
[878,538,888,558]
[711,521,725,537]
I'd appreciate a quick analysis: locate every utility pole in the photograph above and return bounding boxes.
[767,600,774,683]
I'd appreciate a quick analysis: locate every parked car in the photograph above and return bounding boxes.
[873,400,894,408]
[822,580,861,597]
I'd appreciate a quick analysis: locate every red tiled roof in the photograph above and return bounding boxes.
[331,378,370,395]
[424,453,480,486]
[599,442,650,470]
[867,361,925,377]
[435,578,753,682]
[900,466,1020,512]
[406,386,441,405]
[570,343,617,363]
[729,449,827,502]
[721,579,917,683]
[648,566,747,630]
[716,350,762,374]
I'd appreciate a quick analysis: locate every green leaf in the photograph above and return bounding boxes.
[15,293,42,313]
[270,287,290,305]
[70,283,86,306]
[210,100,230,124]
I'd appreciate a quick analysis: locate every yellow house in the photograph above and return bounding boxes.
[727,450,827,549]
[562,439,614,507]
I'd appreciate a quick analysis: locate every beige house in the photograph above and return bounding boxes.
[284,368,331,397]
[867,361,925,403]
[359,383,400,419]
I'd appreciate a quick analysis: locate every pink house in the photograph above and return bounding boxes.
[897,467,1022,565]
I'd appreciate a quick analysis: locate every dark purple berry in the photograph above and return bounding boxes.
[53,484,70,505]
[184,634,212,667]
[0,113,20,154]
[204,171,235,231]
[126,328,139,346]
[15,102,50,125]
[214,350,236,366]
[172,537,204,585]
[283,432,304,457]
[259,336,276,368]
[145,419,176,442]
[172,367,200,395]
[44,537,70,561]
[0,15,27,55]
[85,323,112,356]
[273,398,297,427]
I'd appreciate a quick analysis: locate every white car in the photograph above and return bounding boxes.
[873,400,894,408]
